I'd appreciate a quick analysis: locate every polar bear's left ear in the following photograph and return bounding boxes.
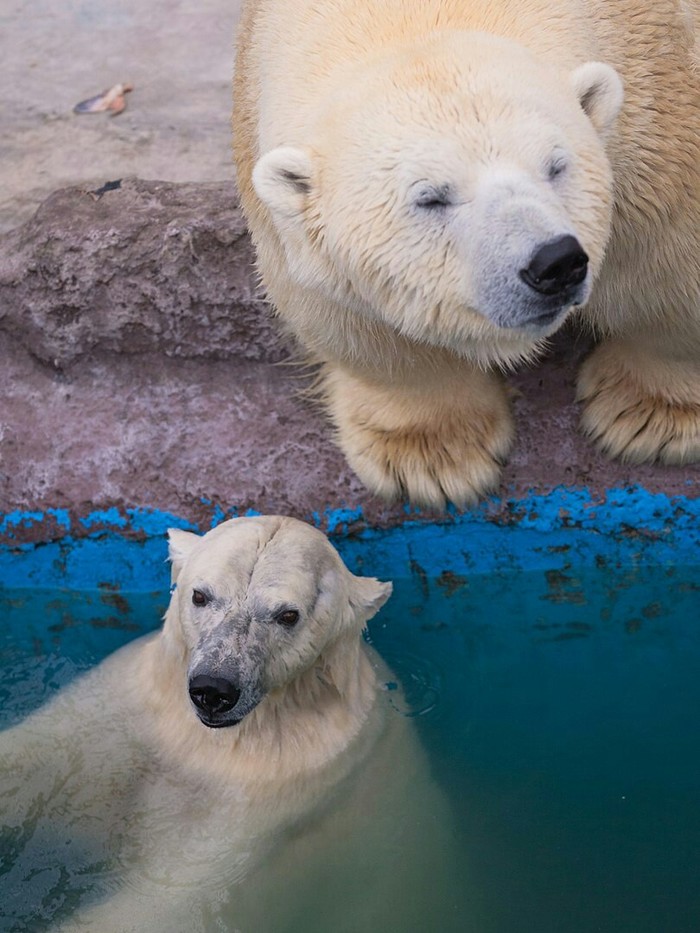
[348,576,393,622]
[167,528,200,584]
[253,146,316,224]
[571,62,624,137]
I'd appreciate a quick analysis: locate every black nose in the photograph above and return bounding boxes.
[188,675,241,717]
[520,235,588,296]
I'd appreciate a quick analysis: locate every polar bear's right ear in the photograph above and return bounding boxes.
[348,576,393,623]
[253,147,316,224]
[167,528,200,584]
[571,62,624,137]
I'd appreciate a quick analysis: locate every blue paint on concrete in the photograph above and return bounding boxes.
[0,508,71,536]
[79,507,128,529]
[125,508,197,536]
[311,505,364,534]
[0,485,697,593]
[199,497,227,528]
[209,504,227,528]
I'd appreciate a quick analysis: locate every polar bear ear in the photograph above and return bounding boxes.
[571,62,623,136]
[348,576,393,621]
[253,146,316,223]
[167,528,200,583]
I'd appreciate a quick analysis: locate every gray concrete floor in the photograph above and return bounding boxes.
[1,0,241,233]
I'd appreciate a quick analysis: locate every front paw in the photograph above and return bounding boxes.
[323,365,514,508]
[577,343,700,464]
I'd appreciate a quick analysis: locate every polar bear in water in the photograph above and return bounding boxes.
[0,517,467,932]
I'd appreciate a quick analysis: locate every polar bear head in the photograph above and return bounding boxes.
[253,32,623,362]
[165,517,391,729]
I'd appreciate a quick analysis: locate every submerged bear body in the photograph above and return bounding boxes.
[0,518,462,932]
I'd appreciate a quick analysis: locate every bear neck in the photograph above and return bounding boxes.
[144,627,381,790]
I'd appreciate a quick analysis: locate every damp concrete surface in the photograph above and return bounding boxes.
[0,0,242,233]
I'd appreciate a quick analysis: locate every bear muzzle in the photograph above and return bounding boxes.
[519,235,588,299]
[188,674,243,728]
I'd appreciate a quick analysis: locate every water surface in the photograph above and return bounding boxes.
[1,561,699,932]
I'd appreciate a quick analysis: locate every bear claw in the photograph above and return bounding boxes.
[578,348,700,465]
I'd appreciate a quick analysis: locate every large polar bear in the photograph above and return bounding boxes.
[233,0,700,507]
[0,517,465,932]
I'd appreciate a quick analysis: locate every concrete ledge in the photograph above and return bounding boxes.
[0,180,697,558]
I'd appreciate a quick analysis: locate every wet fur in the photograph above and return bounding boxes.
[1,517,455,932]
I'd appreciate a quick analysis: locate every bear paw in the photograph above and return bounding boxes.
[323,364,514,508]
[578,343,700,464]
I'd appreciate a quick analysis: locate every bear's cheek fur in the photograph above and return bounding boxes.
[160,593,200,659]
[562,146,615,275]
[259,627,327,692]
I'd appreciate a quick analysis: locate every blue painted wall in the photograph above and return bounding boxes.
[1,485,697,593]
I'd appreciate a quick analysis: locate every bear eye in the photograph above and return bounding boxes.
[275,608,300,627]
[413,184,452,210]
[547,155,568,181]
[192,589,209,607]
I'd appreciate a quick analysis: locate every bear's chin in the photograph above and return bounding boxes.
[196,715,244,729]
[517,308,566,330]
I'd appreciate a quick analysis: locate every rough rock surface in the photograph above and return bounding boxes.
[0,181,696,546]
[0,178,287,368]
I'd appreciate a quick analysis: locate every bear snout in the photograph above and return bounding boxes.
[188,674,242,726]
[519,235,588,298]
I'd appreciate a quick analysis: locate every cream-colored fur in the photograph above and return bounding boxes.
[234,0,700,505]
[0,517,462,932]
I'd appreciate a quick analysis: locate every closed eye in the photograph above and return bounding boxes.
[547,151,569,181]
[413,183,453,210]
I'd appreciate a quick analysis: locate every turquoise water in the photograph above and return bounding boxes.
[1,561,699,932]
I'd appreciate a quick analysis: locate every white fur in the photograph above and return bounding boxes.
[570,62,624,137]
[235,0,700,505]
[0,518,462,932]
[252,34,617,343]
